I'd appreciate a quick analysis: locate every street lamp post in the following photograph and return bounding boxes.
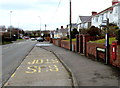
[38,16,41,37]
[69,0,72,51]
[18,23,20,39]
[45,24,47,37]
[10,11,12,39]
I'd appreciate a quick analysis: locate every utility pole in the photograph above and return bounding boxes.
[18,23,19,39]
[69,0,72,51]
[45,24,47,37]
[105,18,110,64]
[38,16,41,37]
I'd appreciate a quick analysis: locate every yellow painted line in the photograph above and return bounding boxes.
[11,73,15,78]
[4,82,8,86]
[16,67,19,70]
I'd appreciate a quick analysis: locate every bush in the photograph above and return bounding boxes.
[87,26,101,36]
[116,29,120,41]
[79,28,88,34]
[79,26,101,36]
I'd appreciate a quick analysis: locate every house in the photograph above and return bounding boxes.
[53,26,68,38]
[77,16,92,29]
[0,25,7,32]
[91,0,120,28]
[67,23,78,36]
[67,23,78,31]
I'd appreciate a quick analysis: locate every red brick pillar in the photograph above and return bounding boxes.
[76,34,79,52]
[79,35,83,54]
[83,35,92,56]
[57,38,61,47]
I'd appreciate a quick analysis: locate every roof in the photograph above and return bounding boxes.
[79,16,92,23]
[59,28,68,33]
[94,2,120,16]
[97,7,113,15]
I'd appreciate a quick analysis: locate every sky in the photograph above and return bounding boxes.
[0,0,113,31]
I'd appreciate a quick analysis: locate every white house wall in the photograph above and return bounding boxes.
[118,5,120,27]
[112,6,119,24]
[92,4,120,28]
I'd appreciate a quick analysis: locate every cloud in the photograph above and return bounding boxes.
[0,0,35,10]
[0,0,59,10]
[0,0,113,30]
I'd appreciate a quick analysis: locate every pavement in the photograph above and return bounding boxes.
[42,42,120,87]
[3,41,120,87]
[3,42,73,87]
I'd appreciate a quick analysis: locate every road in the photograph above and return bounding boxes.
[1,40,37,86]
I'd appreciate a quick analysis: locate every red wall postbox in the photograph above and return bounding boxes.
[112,42,117,60]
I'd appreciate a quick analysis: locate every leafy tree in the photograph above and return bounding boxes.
[71,28,79,39]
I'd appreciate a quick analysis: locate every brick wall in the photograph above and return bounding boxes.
[86,42,120,68]
[52,38,61,47]
[86,42,105,60]
[61,40,70,50]
[60,40,77,51]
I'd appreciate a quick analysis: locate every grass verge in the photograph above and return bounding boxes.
[89,37,116,44]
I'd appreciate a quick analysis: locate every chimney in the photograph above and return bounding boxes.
[92,11,97,16]
[112,0,119,5]
[61,26,63,29]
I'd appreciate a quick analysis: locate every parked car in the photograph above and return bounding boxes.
[31,38,36,41]
[23,36,30,39]
[36,37,44,42]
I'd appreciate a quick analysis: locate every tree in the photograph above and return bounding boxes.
[71,28,79,39]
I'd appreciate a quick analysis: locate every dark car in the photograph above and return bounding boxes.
[36,37,44,42]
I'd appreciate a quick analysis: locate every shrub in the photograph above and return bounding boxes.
[79,28,89,34]
[79,26,101,36]
[87,26,101,36]
[116,29,120,41]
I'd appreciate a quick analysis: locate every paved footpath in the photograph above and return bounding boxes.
[3,43,73,87]
[42,42,120,87]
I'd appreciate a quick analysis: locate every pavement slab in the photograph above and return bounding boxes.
[3,45,72,87]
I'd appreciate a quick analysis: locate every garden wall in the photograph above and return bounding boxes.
[52,38,61,47]
[86,42,120,68]
[60,40,77,52]
[86,42,105,60]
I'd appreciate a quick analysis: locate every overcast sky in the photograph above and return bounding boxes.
[0,0,113,31]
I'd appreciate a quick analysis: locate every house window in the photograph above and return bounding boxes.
[101,14,104,21]
[96,17,98,22]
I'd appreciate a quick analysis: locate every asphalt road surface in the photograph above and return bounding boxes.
[1,40,37,86]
